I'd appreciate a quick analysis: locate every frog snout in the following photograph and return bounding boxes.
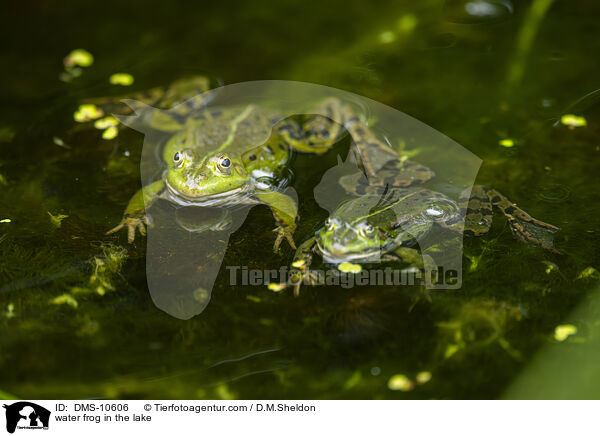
[328,230,360,254]
[187,167,207,181]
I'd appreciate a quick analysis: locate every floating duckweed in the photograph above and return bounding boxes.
[387,374,414,392]
[542,260,558,274]
[338,262,362,273]
[64,49,94,67]
[560,114,587,128]
[554,324,577,341]
[378,31,396,44]
[94,116,119,130]
[109,73,135,86]
[0,219,11,223]
[102,126,119,140]
[499,138,515,148]
[5,304,15,319]
[51,294,78,309]
[48,211,68,228]
[268,282,286,292]
[291,259,306,268]
[416,371,432,385]
[576,266,599,280]
[74,104,104,123]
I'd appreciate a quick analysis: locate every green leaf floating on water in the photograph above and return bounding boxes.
[109,73,135,86]
[64,49,94,67]
[554,324,577,341]
[560,114,587,128]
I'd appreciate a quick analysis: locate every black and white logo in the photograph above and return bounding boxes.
[3,402,50,433]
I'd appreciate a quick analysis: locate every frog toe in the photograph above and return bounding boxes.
[272,226,296,253]
[106,216,147,244]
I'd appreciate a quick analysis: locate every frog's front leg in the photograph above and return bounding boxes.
[106,180,165,243]
[254,190,298,253]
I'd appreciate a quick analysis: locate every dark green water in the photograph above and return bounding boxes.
[1,0,599,399]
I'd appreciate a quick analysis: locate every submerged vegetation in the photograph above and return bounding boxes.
[0,0,599,399]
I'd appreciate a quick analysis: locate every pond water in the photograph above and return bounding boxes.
[0,0,599,399]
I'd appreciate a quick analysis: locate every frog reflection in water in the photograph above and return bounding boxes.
[290,158,560,294]
[102,78,403,252]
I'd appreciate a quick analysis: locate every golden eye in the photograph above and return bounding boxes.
[173,151,183,168]
[360,223,376,238]
[324,218,334,230]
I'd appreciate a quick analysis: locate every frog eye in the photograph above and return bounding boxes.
[360,223,376,238]
[216,155,232,174]
[173,151,184,168]
[324,217,335,230]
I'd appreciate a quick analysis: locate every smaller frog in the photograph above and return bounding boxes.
[289,170,560,294]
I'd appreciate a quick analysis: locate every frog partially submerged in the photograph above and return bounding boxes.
[290,161,560,294]
[101,78,403,252]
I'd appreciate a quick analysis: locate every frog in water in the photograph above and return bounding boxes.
[289,160,560,294]
[101,78,403,251]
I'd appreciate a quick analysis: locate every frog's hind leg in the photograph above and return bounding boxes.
[485,187,560,253]
[80,76,212,133]
[458,186,560,253]
[299,98,401,182]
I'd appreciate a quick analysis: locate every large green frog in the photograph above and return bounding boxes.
[102,79,403,252]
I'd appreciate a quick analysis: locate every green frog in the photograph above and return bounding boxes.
[290,163,560,294]
[101,78,404,252]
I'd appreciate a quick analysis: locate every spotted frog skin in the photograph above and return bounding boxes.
[290,166,560,294]
[102,79,401,252]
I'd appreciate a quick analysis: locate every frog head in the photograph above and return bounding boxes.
[163,138,250,201]
[316,216,383,263]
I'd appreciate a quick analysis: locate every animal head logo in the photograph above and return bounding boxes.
[3,402,50,433]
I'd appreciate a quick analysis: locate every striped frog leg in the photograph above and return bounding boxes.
[442,185,560,253]
[81,76,212,132]
[303,98,434,187]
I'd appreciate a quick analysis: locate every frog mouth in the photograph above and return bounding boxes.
[316,241,383,263]
[164,178,252,207]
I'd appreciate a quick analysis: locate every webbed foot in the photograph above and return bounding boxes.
[272,225,296,253]
[106,214,150,243]
[289,266,323,297]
